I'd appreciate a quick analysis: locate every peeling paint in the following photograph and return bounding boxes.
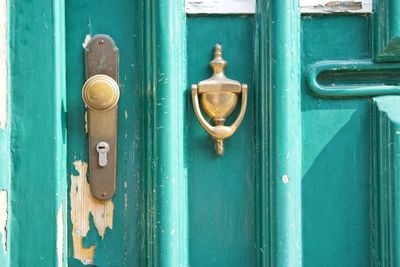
[57,205,63,267]
[0,190,7,252]
[70,161,114,264]
[186,0,372,14]
[84,111,88,134]
[282,175,290,184]
[301,0,371,13]
[82,34,92,49]
[0,0,7,128]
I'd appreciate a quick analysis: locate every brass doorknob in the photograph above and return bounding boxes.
[82,74,120,111]
[191,44,248,156]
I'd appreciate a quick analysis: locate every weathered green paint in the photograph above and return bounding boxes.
[259,0,303,266]
[145,0,188,266]
[8,0,67,266]
[6,0,400,267]
[187,16,256,267]
[302,15,371,266]
[373,0,400,62]
[372,96,400,267]
[0,121,9,267]
[66,0,142,266]
[307,60,400,97]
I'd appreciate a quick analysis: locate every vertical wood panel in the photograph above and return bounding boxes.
[8,0,67,265]
[0,0,7,128]
[144,0,188,266]
[373,0,400,62]
[372,96,400,266]
[258,0,303,266]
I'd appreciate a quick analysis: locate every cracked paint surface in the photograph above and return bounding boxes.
[0,190,7,252]
[70,161,114,265]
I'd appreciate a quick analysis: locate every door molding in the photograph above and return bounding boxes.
[142,0,188,266]
[256,0,303,266]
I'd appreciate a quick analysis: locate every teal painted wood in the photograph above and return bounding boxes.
[301,15,371,266]
[372,96,400,267]
[8,0,67,266]
[255,2,269,266]
[0,4,10,264]
[373,0,400,62]
[144,0,188,266]
[187,16,256,267]
[66,0,143,266]
[259,0,303,266]
[0,128,9,266]
[306,60,400,97]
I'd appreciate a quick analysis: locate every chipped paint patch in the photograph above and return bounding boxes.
[186,0,372,14]
[70,161,114,264]
[0,0,7,128]
[84,111,88,134]
[282,175,290,184]
[0,190,7,251]
[57,205,63,267]
[82,34,92,49]
[301,0,372,13]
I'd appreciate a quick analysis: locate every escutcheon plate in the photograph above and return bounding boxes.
[84,35,119,200]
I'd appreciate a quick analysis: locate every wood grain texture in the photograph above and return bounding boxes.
[70,161,114,265]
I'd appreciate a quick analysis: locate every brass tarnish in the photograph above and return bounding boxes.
[191,44,248,156]
[82,35,119,200]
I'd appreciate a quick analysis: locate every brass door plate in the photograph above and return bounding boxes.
[83,35,119,200]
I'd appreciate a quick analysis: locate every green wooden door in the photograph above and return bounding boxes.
[2,0,400,266]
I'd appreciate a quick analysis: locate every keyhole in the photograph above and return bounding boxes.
[96,141,110,167]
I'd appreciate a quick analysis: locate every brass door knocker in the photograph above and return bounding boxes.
[191,44,248,156]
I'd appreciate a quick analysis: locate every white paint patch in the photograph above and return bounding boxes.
[84,111,88,134]
[186,0,255,14]
[186,0,372,14]
[82,34,92,49]
[0,0,7,128]
[301,0,372,13]
[0,190,7,251]
[70,161,114,265]
[282,175,290,184]
[57,205,63,267]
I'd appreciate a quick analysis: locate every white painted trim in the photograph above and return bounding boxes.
[186,0,372,14]
[301,0,372,13]
[0,0,7,128]
[186,0,255,14]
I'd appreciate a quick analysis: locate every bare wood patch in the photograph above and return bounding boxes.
[57,205,64,267]
[0,190,7,252]
[0,0,7,128]
[70,161,114,265]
